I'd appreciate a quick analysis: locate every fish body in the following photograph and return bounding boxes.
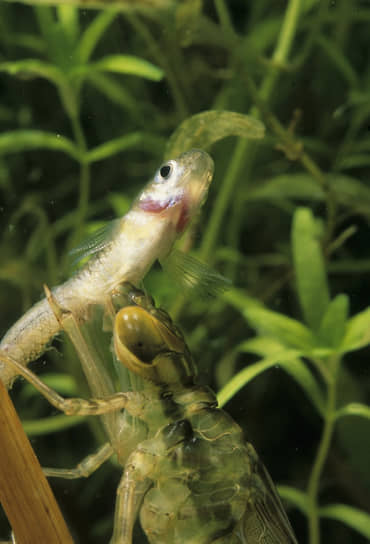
[0,149,214,386]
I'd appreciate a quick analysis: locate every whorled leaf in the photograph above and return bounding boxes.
[279,357,325,416]
[165,110,265,158]
[237,338,325,415]
[86,132,165,163]
[71,54,164,81]
[0,58,65,86]
[316,294,349,349]
[222,287,263,314]
[335,402,370,421]
[328,174,370,214]
[248,173,325,202]
[242,305,315,350]
[217,355,290,408]
[0,130,81,160]
[23,415,85,436]
[319,504,370,539]
[292,208,330,332]
[224,288,315,350]
[57,5,80,48]
[87,72,140,115]
[277,486,309,516]
[76,10,119,64]
[340,307,370,353]
[2,0,173,11]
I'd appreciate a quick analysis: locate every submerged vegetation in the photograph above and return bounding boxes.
[0,0,369,542]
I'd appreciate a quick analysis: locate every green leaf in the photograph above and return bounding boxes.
[166,110,265,158]
[319,504,370,539]
[23,415,85,437]
[0,59,76,115]
[249,173,324,202]
[77,10,120,64]
[335,402,370,421]
[86,73,140,116]
[222,288,263,314]
[277,486,309,516]
[5,33,45,54]
[317,294,349,348]
[317,36,358,86]
[217,355,289,408]
[72,55,164,81]
[337,153,370,171]
[237,336,288,358]
[244,17,281,54]
[279,357,325,416]
[86,132,164,163]
[225,289,315,350]
[57,5,79,47]
[0,130,81,161]
[242,305,315,350]
[217,346,321,408]
[0,59,65,87]
[237,337,325,414]
[330,174,370,205]
[302,0,320,13]
[341,307,370,353]
[35,6,68,69]
[21,373,78,400]
[292,208,330,331]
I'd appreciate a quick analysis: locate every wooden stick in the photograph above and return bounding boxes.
[0,379,74,543]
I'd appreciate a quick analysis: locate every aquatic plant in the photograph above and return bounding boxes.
[0,1,369,543]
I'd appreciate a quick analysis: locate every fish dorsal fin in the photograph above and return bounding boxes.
[69,219,120,265]
[161,248,231,297]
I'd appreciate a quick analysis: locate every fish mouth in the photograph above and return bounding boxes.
[169,149,214,233]
[177,149,214,210]
[178,149,214,183]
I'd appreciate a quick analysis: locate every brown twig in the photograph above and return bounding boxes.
[0,379,74,544]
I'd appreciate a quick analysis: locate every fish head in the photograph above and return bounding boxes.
[136,149,214,234]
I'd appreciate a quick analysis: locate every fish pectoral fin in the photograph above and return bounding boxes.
[160,248,231,298]
[69,219,121,266]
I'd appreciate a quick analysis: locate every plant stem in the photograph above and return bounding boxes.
[307,356,339,544]
[66,98,90,251]
[200,0,303,262]
[127,14,188,120]
[214,0,237,42]
[259,0,302,102]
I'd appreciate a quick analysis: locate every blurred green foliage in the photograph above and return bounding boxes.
[0,1,370,543]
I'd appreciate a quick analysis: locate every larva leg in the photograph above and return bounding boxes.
[44,442,114,479]
[0,351,130,415]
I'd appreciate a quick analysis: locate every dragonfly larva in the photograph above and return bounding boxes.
[2,284,298,544]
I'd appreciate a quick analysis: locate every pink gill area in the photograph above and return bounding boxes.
[139,196,190,233]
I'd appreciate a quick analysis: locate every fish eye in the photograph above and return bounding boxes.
[155,161,175,183]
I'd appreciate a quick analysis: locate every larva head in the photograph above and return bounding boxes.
[113,306,196,386]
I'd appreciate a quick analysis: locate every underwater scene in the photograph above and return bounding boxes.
[0,1,369,543]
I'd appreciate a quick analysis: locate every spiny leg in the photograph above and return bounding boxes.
[111,456,152,544]
[0,350,131,416]
[44,442,114,479]
[44,285,116,401]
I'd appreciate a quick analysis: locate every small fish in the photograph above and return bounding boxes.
[0,149,214,387]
